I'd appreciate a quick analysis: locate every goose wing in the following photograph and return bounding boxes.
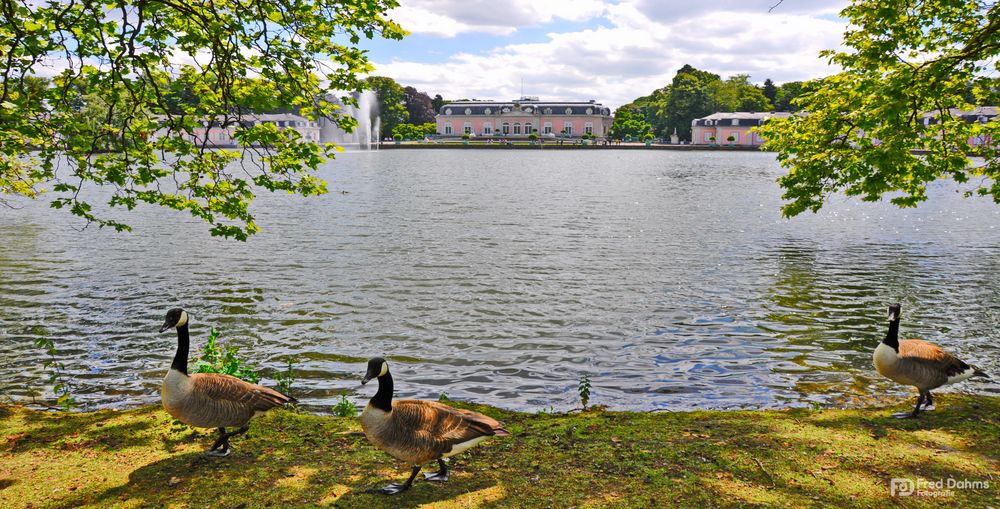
[898,339,972,386]
[392,400,508,455]
[190,373,296,412]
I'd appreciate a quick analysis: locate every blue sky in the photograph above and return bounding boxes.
[363,0,851,108]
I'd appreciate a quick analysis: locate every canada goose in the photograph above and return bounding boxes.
[873,303,988,418]
[159,308,296,456]
[360,357,509,494]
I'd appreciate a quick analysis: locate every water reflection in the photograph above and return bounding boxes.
[0,150,997,412]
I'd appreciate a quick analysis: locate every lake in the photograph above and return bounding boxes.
[1,149,998,412]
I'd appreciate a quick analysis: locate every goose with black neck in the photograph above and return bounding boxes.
[359,357,509,494]
[160,307,297,456]
[873,303,989,418]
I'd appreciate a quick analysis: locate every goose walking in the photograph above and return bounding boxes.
[873,303,988,418]
[360,357,509,494]
[159,308,296,456]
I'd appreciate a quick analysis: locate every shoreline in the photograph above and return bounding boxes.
[3,393,997,508]
[374,142,766,151]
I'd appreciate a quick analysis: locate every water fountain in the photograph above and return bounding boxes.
[319,90,381,150]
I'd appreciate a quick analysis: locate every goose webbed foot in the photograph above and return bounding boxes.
[893,392,925,419]
[368,465,420,495]
[921,392,934,411]
[206,425,247,457]
[424,459,449,482]
[369,482,411,495]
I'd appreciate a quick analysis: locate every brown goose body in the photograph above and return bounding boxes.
[361,399,508,466]
[359,357,508,494]
[874,339,975,391]
[158,308,296,455]
[873,304,985,418]
[162,369,295,429]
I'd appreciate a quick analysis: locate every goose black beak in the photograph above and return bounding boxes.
[361,375,372,385]
[159,323,171,333]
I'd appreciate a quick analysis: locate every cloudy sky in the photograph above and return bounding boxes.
[361,0,851,108]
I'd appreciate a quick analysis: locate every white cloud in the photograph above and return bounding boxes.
[389,0,607,37]
[374,4,848,108]
[628,0,847,21]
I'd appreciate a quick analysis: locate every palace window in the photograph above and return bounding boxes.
[729,132,739,142]
[444,122,453,135]
[584,122,593,134]
[543,122,552,134]
[563,122,573,135]
[483,122,493,135]
[464,122,472,134]
[513,123,521,135]
[703,131,712,142]
[502,122,510,134]
[525,122,532,134]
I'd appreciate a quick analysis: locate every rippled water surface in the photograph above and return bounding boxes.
[1,150,998,412]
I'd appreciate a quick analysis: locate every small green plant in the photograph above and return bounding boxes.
[331,394,358,417]
[528,132,538,142]
[34,338,76,411]
[578,375,592,410]
[194,328,260,384]
[274,357,296,397]
[392,133,402,141]
[461,132,471,140]
[438,392,450,402]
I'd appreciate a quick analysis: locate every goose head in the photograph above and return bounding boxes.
[888,303,901,322]
[362,357,389,385]
[159,308,190,333]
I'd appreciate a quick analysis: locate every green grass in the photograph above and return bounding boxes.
[1,394,998,508]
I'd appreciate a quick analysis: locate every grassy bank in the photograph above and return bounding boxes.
[1,395,998,508]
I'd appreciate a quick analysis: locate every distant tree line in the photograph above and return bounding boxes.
[41,66,816,146]
[610,64,808,141]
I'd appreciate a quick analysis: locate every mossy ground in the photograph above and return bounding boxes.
[1,395,998,508]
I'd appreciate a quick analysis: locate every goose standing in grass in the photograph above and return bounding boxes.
[360,357,509,495]
[873,303,988,419]
[159,308,296,456]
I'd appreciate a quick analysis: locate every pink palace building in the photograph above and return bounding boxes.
[691,111,792,146]
[435,97,614,139]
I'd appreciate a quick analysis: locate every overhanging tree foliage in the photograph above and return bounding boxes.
[759,0,999,217]
[0,0,404,239]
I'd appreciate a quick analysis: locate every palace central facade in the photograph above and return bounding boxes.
[435,97,614,139]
